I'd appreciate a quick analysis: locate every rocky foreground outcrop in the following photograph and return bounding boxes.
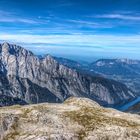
[0,97,140,140]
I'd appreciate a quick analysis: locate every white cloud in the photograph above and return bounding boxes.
[0,18,38,24]
[67,19,114,28]
[1,33,140,60]
[0,33,140,48]
[94,14,140,21]
[0,10,49,24]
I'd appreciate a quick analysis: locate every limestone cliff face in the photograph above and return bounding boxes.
[0,97,140,140]
[0,42,135,106]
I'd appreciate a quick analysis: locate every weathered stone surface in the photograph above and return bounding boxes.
[0,97,140,140]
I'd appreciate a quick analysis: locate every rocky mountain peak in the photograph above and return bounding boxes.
[43,54,58,65]
[1,42,10,54]
[0,42,33,57]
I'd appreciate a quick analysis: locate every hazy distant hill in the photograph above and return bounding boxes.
[90,59,140,94]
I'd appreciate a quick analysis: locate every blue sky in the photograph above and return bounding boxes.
[0,0,140,61]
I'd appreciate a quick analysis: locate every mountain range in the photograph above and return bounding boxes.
[0,42,136,108]
[56,57,140,113]
[91,59,140,94]
[56,57,140,94]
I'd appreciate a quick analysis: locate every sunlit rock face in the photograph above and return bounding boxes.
[0,42,135,107]
[0,97,140,140]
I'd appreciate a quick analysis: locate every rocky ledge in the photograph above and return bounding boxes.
[0,97,140,140]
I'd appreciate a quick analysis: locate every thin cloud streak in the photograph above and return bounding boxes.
[1,33,140,60]
[0,10,49,24]
[1,33,140,48]
[0,18,38,24]
[67,19,114,28]
[94,14,140,21]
